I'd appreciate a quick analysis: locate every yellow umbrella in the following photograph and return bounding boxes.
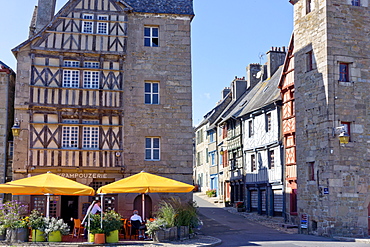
[97,171,194,218]
[0,172,95,217]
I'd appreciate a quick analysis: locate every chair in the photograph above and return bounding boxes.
[128,220,141,239]
[119,218,127,239]
[72,219,84,238]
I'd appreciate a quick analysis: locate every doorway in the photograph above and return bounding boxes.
[60,196,79,231]
[133,195,152,220]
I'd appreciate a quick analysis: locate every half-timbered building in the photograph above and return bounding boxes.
[238,47,285,216]
[11,0,193,221]
[278,35,297,224]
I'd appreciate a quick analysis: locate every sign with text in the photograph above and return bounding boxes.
[301,214,308,229]
[57,173,108,179]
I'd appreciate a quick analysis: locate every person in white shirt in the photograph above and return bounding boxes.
[130,210,146,239]
[90,201,101,215]
[82,200,102,239]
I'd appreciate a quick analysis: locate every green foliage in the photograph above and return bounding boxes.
[206,189,216,197]
[145,218,168,236]
[88,214,103,234]
[155,200,176,227]
[146,197,202,236]
[1,200,29,229]
[28,210,45,230]
[88,210,122,235]
[103,210,122,235]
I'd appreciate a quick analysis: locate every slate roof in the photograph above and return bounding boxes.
[0,61,10,69]
[121,0,194,15]
[236,66,283,118]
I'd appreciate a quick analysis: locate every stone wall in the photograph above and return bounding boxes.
[0,67,15,183]
[123,12,193,181]
[294,0,370,237]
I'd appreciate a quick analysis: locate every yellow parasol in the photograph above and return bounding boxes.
[97,171,194,218]
[0,172,95,217]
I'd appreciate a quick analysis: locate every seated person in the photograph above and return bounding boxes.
[130,210,147,239]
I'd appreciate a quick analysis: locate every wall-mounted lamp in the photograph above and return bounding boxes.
[11,118,21,137]
[336,126,350,145]
[220,147,225,155]
[115,152,121,157]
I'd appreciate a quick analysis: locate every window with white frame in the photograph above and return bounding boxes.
[145,137,160,160]
[84,62,99,68]
[83,14,93,33]
[62,120,79,148]
[83,71,99,88]
[144,82,159,104]
[63,70,79,88]
[97,15,108,34]
[144,26,159,47]
[352,0,361,6]
[63,60,79,88]
[64,61,80,68]
[82,120,99,149]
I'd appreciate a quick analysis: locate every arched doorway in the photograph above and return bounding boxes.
[133,195,152,220]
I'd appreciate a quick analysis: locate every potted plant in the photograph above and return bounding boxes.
[28,210,46,242]
[147,197,202,242]
[103,210,122,243]
[236,202,245,212]
[2,200,29,242]
[88,214,105,244]
[206,189,216,197]
[43,217,70,242]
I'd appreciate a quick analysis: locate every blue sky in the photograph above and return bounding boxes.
[0,0,293,126]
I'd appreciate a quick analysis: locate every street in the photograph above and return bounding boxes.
[193,194,370,247]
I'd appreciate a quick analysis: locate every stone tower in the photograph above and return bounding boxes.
[292,0,370,237]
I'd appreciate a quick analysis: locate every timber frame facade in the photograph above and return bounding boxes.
[11,0,194,220]
[278,35,297,224]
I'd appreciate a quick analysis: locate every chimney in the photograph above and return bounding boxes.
[221,87,231,99]
[29,6,38,38]
[266,46,286,78]
[35,0,57,34]
[246,63,264,90]
[231,77,247,101]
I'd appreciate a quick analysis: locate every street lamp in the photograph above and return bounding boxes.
[11,118,21,137]
[336,126,349,145]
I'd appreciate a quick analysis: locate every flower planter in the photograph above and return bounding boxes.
[0,231,5,241]
[32,229,45,242]
[88,233,94,243]
[48,230,62,242]
[6,228,28,242]
[94,233,105,244]
[153,226,177,242]
[106,230,118,243]
[177,226,189,240]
